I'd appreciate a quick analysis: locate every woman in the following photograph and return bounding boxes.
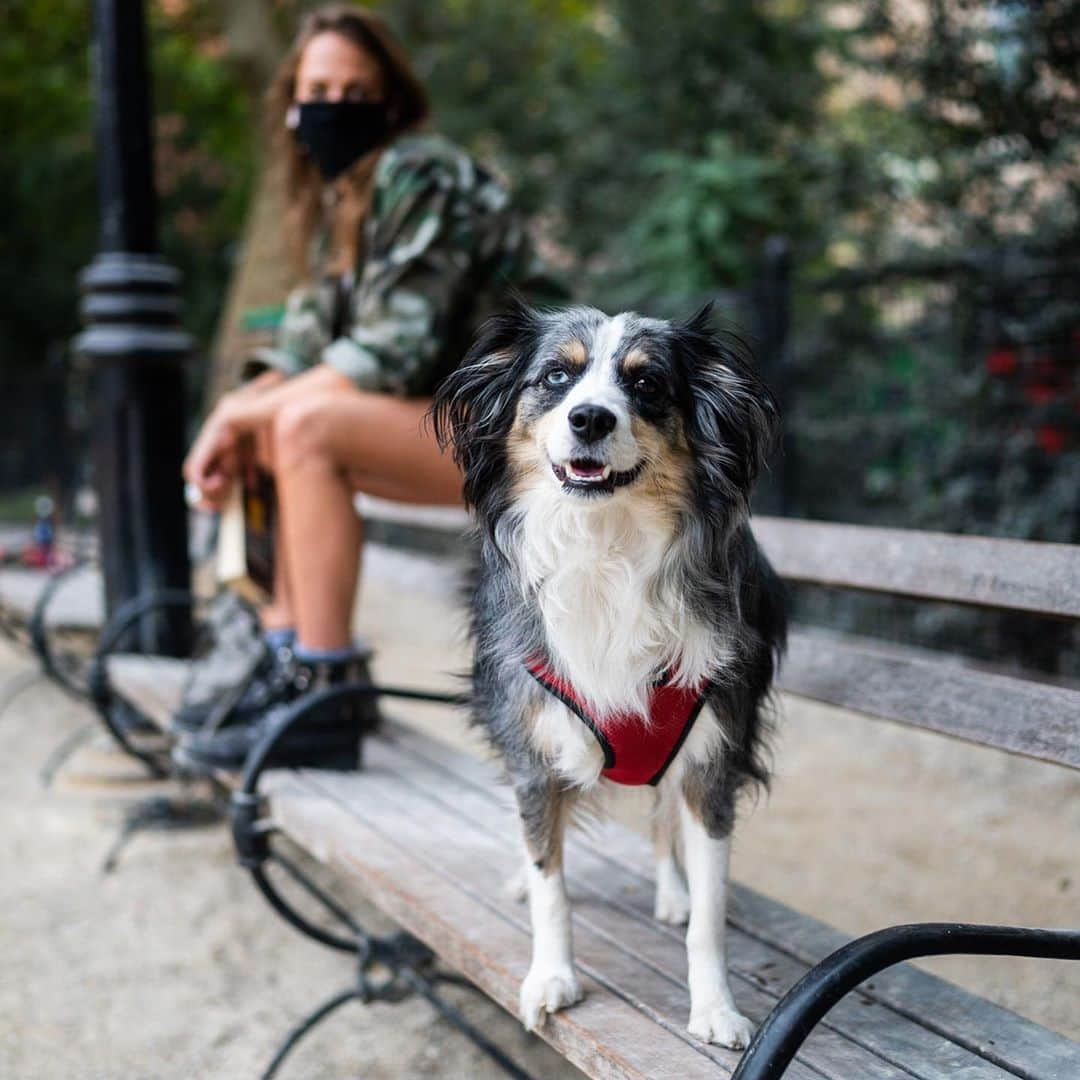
[177,5,557,773]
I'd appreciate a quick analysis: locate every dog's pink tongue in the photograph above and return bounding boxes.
[570,460,605,477]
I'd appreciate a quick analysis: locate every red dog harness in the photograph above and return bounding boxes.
[525,658,711,786]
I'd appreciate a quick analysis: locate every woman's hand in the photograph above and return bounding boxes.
[183,370,286,511]
[183,398,244,511]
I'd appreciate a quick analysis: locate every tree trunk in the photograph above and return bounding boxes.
[206,156,296,403]
[203,0,291,405]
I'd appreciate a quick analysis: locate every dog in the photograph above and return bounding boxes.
[432,302,786,1048]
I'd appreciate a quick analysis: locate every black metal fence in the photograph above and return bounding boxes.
[783,245,1080,677]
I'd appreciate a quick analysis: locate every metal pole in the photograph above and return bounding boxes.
[77,0,192,655]
[749,235,793,517]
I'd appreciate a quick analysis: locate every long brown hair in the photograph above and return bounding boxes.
[267,4,429,274]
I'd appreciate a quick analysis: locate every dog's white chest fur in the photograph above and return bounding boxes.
[513,482,729,782]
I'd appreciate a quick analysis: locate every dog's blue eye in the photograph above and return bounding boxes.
[544,368,571,388]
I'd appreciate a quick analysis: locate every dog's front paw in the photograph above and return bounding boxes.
[653,878,691,925]
[519,966,584,1030]
[688,1003,755,1049]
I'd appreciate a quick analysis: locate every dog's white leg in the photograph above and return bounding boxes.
[653,795,690,925]
[505,846,530,904]
[679,795,753,1049]
[519,831,583,1029]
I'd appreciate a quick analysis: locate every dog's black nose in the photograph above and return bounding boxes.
[568,404,616,443]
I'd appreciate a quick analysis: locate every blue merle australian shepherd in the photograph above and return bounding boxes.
[432,303,786,1048]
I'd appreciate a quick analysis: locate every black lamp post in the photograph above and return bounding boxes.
[76,0,191,655]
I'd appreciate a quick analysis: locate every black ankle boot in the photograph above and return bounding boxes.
[172,653,380,776]
[171,643,299,736]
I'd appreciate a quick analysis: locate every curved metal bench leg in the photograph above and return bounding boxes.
[232,683,533,1080]
[260,956,534,1080]
[29,559,97,698]
[261,986,363,1080]
[38,720,98,787]
[86,588,200,774]
[730,922,1080,1080]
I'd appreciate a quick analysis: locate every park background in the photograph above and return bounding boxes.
[3,0,1079,677]
[1,3,1079,1075]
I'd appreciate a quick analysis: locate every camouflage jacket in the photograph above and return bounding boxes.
[251,133,563,396]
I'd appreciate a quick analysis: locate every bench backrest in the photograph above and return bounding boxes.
[754,517,1080,771]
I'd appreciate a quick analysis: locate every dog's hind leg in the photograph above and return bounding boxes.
[653,789,691,925]
[515,777,583,1030]
[678,782,754,1049]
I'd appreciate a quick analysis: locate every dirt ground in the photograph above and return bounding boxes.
[1,549,1077,1078]
[0,635,579,1080]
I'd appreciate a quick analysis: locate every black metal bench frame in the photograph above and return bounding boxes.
[230,683,534,1080]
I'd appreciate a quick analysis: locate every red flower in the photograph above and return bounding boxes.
[1035,426,1066,455]
[985,348,1018,376]
[1024,383,1056,405]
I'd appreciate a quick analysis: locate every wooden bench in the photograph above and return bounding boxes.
[102,515,1080,1079]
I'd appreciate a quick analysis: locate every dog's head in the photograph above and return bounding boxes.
[432,303,779,528]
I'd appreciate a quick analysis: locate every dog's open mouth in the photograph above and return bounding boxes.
[552,458,643,495]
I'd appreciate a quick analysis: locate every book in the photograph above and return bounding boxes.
[216,468,276,604]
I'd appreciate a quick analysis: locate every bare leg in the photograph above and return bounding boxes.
[250,426,294,634]
[270,389,461,651]
[273,407,363,651]
[517,782,583,1029]
[260,525,296,633]
[679,793,753,1048]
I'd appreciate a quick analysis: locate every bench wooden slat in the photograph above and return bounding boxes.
[266,769,751,1080]
[317,745,928,1080]
[278,761,866,1079]
[779,627,1080,769]
[367,731,1017,1079]
[0,566,104,630]
[388,721,1080,1079]
[353,493,470,531]
[105,654,191,728]
[754,517,1080,619]
[298,770,768,1077]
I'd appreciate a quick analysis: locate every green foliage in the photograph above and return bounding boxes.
[857,0,1080,251]
[1,1,254,370]
[0,1,95,372]
[0,0,254,488]
[614,137,789,310]
[0,2,97,489]
[788,0,1080,558]
[385,0,843,309]
[150,7,255,349]
[4,0,1078,584]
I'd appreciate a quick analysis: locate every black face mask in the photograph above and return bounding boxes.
[292,101,392,181]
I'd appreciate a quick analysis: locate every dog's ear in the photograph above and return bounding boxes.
[674,304,780,516]
[431,302,540,510]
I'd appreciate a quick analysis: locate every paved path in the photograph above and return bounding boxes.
[0,636,575,1079]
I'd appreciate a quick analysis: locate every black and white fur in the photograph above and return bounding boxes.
[432,303,786,1048]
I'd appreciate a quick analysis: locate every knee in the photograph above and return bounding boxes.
[272,396,330,469]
